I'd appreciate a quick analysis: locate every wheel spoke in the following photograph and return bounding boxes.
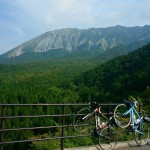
[99,127,118,150]
[74,108,92,132]
[134,122,149,146]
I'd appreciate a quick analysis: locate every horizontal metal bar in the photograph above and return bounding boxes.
[0,103,121,107]
[0,114,74,119]
[0,112,114,119]
[0,134,92,145]
[0,103,88,107]
[0,124,73,132]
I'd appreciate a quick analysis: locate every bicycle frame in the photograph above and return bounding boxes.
[80,103,113,134]
[94,107,110,130]
[123,103,143,134]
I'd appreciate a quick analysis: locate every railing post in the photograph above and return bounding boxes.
[61,103,65,150]
[107,104,110,144]
[0,106,6,150]
[138,102,141,114]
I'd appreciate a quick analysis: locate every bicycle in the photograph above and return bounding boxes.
[73,101,118,150]
[113,98,149,146]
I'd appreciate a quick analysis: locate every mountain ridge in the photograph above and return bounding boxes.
[1,25,150,63]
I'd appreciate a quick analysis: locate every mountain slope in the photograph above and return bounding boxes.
[1,25,150,63]
[75,43,150,102]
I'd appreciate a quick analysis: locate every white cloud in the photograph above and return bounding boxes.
[0,0,150,54]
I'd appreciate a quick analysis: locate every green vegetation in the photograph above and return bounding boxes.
[76,43,150,103]
[0,58,98,103]
[0,43,150,149]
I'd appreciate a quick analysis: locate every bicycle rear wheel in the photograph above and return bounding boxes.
[114,104,130,128]
[148,123,150,144]
[99,126,118,150]
[73,108,93,132]
[134,122,149,146]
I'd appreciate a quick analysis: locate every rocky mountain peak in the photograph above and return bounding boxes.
[1,25,150,60]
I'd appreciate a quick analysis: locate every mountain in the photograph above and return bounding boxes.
[1,25,150,63]
[75,43,150,102]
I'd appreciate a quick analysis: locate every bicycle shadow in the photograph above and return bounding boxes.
[127,140,139,147]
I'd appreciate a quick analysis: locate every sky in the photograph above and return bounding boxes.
[0,0,150,55]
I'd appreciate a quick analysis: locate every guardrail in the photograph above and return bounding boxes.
[0,103,145,150]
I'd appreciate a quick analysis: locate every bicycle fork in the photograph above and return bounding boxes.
[95,115,100,129]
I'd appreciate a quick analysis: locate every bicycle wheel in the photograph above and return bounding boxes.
[99,126,118,150]
[134,122,149,146]
[114,104,130,128]
[73,108,93,132]
[148,123,150,144]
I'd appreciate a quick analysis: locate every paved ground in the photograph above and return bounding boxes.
[116,145,150,150]
[65,141,150,150]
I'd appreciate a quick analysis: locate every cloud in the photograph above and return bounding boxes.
[2,0,97,29]
[0,0,150,54]
[3,0,150,29]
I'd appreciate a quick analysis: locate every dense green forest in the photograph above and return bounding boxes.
[0,43,150,149]
[76,43,150,103]
[0,58,98,104]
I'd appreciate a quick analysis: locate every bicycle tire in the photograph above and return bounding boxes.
[147,123,150,144]
[73,108,93,132]
[99,126,118,150]
[148,125,150,144]
[114,104,130,128]
[134,122,149,146]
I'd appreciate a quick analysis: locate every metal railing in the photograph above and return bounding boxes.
[0,103,145,150]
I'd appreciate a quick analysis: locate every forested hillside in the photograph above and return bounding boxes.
[75,43,150,103]
[0,58,98,104]
[0,43,150,150]
[0,43,150,114]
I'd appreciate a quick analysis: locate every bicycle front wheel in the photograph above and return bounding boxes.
[73,108,93,132]
[99,127,118,150]
[114,104,130,128]
[134,122,149,146]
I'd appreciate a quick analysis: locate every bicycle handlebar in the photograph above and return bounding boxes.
[124,97,138,108]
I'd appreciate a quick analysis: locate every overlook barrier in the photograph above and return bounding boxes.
[0,103,145,150]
